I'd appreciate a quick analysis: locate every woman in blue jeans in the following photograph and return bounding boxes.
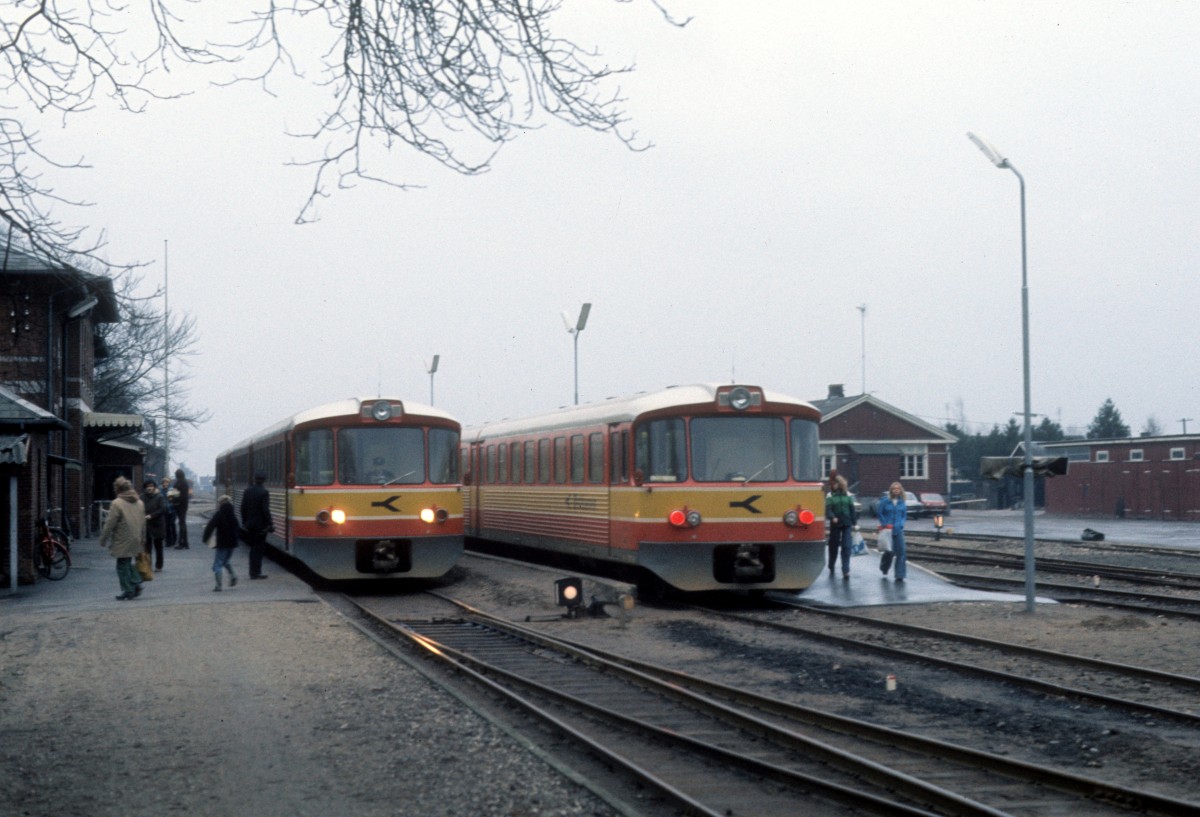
[877,481,908,582]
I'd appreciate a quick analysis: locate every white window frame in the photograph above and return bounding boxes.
[1128,449,1144,462]
[820,455,835,477]
[1095,450,1110,463]
[1170,447,1186,461]
[900,453,927,480]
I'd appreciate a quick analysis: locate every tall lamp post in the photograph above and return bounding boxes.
[562,303,591,405]
[968,131,1036,613]
[425,355,440,405]
[856,303,867,394]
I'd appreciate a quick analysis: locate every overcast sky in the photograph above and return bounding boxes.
[29,1,1200,474]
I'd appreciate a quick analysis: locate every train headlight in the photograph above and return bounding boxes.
[668,508,702,528]
[316,508,347,526]
[729,386,752,410]
[370,400,392,421]
[420,506,449,524]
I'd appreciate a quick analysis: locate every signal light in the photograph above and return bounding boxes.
[331,509,346,524]
[555,577,584,611]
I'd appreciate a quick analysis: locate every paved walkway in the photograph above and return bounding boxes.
[2,516,314,608]
[903,509,1200,550]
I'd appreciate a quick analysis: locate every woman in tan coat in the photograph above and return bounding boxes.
[100,476,147,600]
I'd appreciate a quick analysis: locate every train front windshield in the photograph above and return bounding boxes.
[292,426,460,486]
[634,415,821,483]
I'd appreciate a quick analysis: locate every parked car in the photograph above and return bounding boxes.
[917,492,949,518]
[868,491,924,518]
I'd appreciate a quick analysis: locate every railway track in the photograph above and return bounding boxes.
[727,601,1200,724]
[906,541,1200,591]
[902,538,1200,618]
[332,591,1198,817]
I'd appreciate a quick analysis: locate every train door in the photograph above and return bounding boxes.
[462,443,480,536]
[605,424,625,558]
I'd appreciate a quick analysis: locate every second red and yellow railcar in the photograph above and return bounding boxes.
[463,384,826,592]
[216,397,463,581]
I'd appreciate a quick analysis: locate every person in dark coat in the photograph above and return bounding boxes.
[141,479,167,571]
[202,495,240,591]
[172,469,192,549]
[824,474,858,579]
[161,476,177,549]
[240,470,274,580]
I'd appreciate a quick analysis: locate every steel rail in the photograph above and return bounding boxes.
[397,610,981,817]
[429,592,1198,817]
[709,604,1200,724]
[935,570,1200,620]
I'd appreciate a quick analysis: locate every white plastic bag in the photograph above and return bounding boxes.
[850,529,867,556]
[877,527,893,553]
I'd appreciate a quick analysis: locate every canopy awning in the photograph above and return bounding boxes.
[84,412,143,431]
[0,434,30,465]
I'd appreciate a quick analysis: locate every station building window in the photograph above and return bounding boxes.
[900,453,927,480]
[1170,447,1186,461]
[1128,449,1144,462]
[1095,451,1110,463]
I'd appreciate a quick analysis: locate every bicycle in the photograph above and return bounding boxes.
[35,508,71,581]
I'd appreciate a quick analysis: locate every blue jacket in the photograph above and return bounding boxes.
[877,496,907,530]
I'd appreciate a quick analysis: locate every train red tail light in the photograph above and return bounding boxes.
[783,507,815,527]
[668,508,702,528]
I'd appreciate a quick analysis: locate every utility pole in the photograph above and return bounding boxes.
[856,303,867,394]
[1181,418,1194,435]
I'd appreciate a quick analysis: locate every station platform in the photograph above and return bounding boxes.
[1,519,315,609]
[775,548,1039,609]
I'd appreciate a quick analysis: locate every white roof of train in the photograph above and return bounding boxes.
[217,397,459,459]
[466,384,817,442]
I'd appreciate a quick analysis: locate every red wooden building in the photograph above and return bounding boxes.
[810,385,955,500]
[1042,436,1200,521]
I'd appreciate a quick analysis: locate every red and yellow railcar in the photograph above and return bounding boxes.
[463,384,825,592]
[216,398,463,580]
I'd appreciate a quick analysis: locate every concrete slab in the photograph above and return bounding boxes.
[773,549,1043,608]
[0,515,316,614]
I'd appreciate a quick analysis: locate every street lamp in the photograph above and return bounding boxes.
[562,303,591,405]
[968,131,1037,613]
[856,303,867,394]
[425,355,439,405]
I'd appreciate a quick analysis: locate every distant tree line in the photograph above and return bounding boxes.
[946,397,1145,481]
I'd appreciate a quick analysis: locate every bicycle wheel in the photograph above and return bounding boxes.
[44,540,70,580]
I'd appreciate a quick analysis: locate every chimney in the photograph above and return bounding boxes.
[828,384,845,399]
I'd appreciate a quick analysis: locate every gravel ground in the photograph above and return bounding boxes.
[0,598,620,817]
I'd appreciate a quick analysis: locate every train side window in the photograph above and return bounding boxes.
[588,433,604,484]
[635,418,686,483]
[510,443,521,483]
[294,429,334,486]
[569,435,585,483]
[525,441,537,483]
[610,430,628,484]
[429,429,460,484]
[486,445,497,484]
[497,443,508,483]
[790,418,821,482]
[539,438,552,484]
[555,437,569,483]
